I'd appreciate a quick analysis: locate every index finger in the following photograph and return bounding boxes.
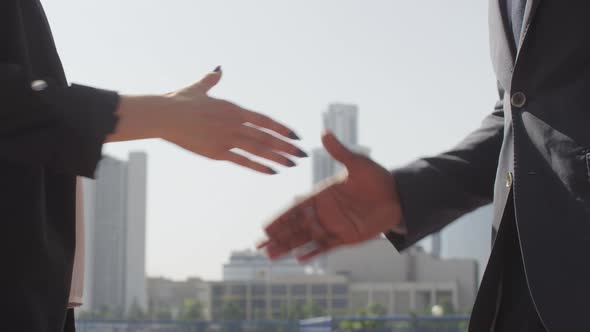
[239,108,301,141]
[264,196,313,238]
[257,239,272,250]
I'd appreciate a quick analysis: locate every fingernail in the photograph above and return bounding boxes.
[256,240,271,250]
[213,65,222,73]
[286,160,296,167]
[289,131,301,140]
[296,149,309,158]
[267,167,278,175]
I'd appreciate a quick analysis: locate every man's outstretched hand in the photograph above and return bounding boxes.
[258,132,404,261]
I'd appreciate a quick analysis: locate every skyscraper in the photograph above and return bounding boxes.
[323,103,358,147]
[312,104,370,185]
[81,152,148,315]
[440,205,493,282]
[431,232,442,259]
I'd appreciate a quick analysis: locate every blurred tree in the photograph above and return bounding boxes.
[302,301,326,318]
[274,301,327,321]
[336,304,389,331]
[439,299,456,315]
[127,299,148,321]
[76,311,94,320]
[93,305,124,320]
[253,308,266,320]
[178,299,204,320]
[220,301,245,321]
[150,305,174,320]
[287,303,305,320]
[367,303,387,316]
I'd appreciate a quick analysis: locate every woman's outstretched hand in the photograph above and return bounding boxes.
[109,67,307,174]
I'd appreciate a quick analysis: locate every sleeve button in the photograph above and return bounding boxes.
[510,92,527,108]
[31,80,48,92]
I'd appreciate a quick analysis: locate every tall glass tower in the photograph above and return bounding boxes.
[81,152,148,315]
[312,104,370,185]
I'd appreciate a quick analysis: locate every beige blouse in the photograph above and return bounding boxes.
[68,178,85,308]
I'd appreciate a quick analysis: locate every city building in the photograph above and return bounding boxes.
[349,281,458,315]
[440,205,493,281]
[323,103,358,146]
[431,232,442,258]
[208,239,478,319]
[80,152,148,315]
[322,238,478,313]
[209,274,350,320]
[146,239,477,321]
[147,277,211,319]
[311,104,370,184]
[222,250,309,281]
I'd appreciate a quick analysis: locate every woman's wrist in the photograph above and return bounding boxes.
[107,94,170,142]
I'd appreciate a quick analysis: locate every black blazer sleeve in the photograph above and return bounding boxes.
[386,85,506,251]
[0,64,119,178]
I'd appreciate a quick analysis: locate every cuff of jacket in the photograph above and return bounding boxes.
[384,160,471,252]
[40,84,120,178]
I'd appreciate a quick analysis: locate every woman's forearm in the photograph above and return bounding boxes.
[106,95,167,143]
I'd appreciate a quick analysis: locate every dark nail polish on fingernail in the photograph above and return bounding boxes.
[213,65,222,73]
[286,160,296,167]
[267,168,278,175]
[297,149,309,158]
[289,131,301,140]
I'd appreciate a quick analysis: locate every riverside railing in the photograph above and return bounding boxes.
[76,315,470,332]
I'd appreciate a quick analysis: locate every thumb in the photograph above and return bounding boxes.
[322,131,358,167]
[190,66,223,93]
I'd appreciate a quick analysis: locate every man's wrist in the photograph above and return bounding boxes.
[391,219,408,235]
[389,173,407,235]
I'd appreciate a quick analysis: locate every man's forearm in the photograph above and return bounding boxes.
[386,110,505,251]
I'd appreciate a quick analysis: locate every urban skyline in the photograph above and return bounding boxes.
[142,104,482,320]
[45,0,496,282]
[77,103,492,321]
[147,238,478,320]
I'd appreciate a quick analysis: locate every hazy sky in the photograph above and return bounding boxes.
[43,0,496,281]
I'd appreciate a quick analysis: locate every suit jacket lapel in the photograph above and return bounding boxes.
[489,0,542,90]
[518,0,542,49]
[489,0,516,90]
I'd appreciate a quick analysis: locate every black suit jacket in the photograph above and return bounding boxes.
[388,1,590,330]
[1,1,119,330]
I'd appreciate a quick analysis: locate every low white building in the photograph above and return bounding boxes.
[222,250,309,281]
[322,238,478,313]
